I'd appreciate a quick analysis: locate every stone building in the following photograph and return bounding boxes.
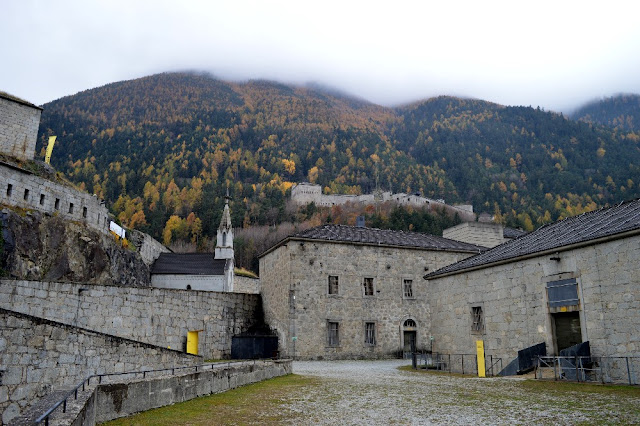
[150,195,235,291]
[259,224,484,359]
[0,91,42,161]
[426,199,640,364]
[442,221,527,248]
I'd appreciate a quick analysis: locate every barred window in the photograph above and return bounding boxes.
[365,322,376,346]
[471,306,484,333]
[327,321,339,346]
[363,277,374,296]
[403,279,414,298]
[328,275,339,295]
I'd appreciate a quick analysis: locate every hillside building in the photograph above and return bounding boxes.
[259,224,484,359]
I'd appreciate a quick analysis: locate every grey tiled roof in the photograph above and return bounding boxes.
[503,227,527,239]
[427,199,640,278]
[288,224,486,253]
[151,253,227,275]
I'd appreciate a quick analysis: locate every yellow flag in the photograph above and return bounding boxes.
[45,136,57,164]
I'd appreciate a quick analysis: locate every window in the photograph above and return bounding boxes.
[40,194,45,205]
[328,275,339,295]
[82,207,87,218]
[23,189,29,201]
[363,277,374,296]
[6,184,12,197]
[327,321,339,346]
[365,322,376,346]
[55,198,60,210]
[546,278,579,308]
[68,203,74,214]
[471,306,484,333]
[404,319,416,328]
[403,279,414,298]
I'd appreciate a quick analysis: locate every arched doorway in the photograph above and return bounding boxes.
[401,318,417,358]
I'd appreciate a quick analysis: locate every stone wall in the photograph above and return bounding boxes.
[428,234,640,363]
[0,163,110,235]
[0,95,41,162]
[0,308,200,424]
[260,240,473,359]
[234,276,260,294]
[443,222,506,248]
[128,230,170,266]
[150,274,226,291]
[0,280,262,360]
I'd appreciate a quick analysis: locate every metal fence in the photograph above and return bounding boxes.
[35,359,275,425]
[414,352,503,377]
[536,356,640,385]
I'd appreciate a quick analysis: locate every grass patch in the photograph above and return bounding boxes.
[101,374,318,426]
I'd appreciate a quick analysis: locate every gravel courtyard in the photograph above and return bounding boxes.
[287,360,640,425]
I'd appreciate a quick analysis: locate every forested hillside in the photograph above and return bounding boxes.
[572,94,640,132]
[36,72,640,262]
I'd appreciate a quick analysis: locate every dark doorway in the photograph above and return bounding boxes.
[552,311,582,352]
[403,331,416,353]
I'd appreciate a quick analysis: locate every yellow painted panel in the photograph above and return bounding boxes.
[476,340,486,378]
[187,330,199,355]
[45,136,56,164]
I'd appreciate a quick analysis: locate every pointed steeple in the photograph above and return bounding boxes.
[215,188,234,261]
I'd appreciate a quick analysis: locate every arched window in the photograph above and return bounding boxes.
[222,231,227,246]
[404,319,416,328]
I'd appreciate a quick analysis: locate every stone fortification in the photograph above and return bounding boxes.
[291,182,475,220]
[260,240,473,359]
[0,94,41,162]
[233,276,260,294]
[1,162,110,235]
[428,234,640,363]
[128,229,171,266]
[0,280,262,360]
[0,308,200,424]
[442,221,506,248]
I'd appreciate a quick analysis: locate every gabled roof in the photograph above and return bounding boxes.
[427,198,640,279]
[503,227,527,239]
[260,224,486,258]
[151,253,227,275]
[0,91,43,110]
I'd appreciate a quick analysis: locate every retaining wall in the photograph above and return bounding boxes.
[0,279,262,360]
[0,308,200,425]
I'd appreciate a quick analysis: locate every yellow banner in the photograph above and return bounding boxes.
[45,136,57,164]
[476,340,486,377]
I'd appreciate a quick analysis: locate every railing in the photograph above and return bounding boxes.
[413,351,503,377]
[535,356,640,385]
[35,359,272,425]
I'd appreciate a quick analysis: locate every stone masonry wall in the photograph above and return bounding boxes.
[129,230,170,266]
[443,222,506,248]
[0,280,261,360]
[0,308,200,424]
[261,240,473,359]
[233,276,260,294]
[0,96,41,162]
[0,163,110,235]
[428,234,640,363]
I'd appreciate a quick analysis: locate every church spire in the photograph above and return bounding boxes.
[215,188,234,260]
[218,187,232,231]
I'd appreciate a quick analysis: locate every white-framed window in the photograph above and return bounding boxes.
[363,277,374,296]
[328,275,339,295]
[365,322,376,346]
[403,279,414,299]
[327,321,340,346]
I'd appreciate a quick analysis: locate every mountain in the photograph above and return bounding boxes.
[572,94,640,132]
[36,72,640,248]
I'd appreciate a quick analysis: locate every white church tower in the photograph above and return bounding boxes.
[215,190,235,291]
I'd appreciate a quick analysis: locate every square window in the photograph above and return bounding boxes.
[23,189,29,201]
[327,321,339,346]
[546,278,579,308]
[365,322,376,346]
[363,277,374,296]
[328,275,339,295]
[82,207,87,218]
[471,306,484,333]
[403,279,414,298]
[68,202,74,214]
[40,194,45,205]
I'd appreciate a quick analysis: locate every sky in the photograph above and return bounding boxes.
[2,0,640,112]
